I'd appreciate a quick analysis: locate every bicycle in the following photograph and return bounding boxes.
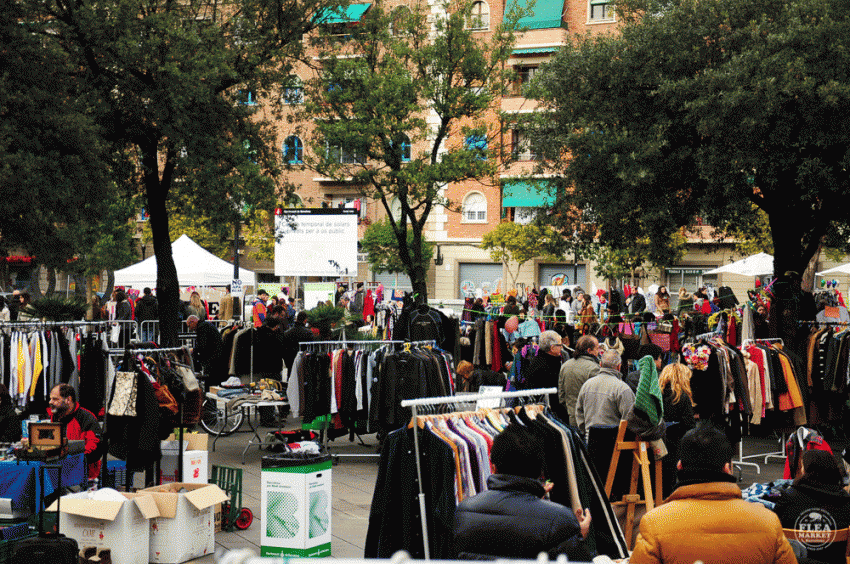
[200,394,244,436]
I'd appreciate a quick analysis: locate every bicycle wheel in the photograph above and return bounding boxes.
[200,397,244,436]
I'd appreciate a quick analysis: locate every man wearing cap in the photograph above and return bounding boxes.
[630,422,795,564]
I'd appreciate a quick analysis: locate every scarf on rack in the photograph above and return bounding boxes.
[634,355,663,425]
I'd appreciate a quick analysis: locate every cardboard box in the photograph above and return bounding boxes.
[49,492,159,564]
[159,450,208,484]
[261,455,332,558]
[141,483,229,564]
[162,433,208,452]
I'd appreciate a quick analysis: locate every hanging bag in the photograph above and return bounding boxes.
[146,357,179,415]
[107,371,138,417]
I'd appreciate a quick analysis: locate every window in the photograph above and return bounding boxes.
[467,1,490,30]
[282,76,303,104]
[513,66,538,95]
[390,197,403,221]
[465,134,488,160]
[511,130,538,161]
[244,139,257,164]
[327,143,366,164]
[390,6,411,35]
[462,192,487,223]
[589,0,613,21]
[391,134,411,162]
[238,89,257,106]
[513,208,538,224]
[283,135,303,164]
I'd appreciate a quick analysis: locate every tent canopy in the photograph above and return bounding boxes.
[114,234,256,289]
[703,252,774,277]
[816,263,850,276]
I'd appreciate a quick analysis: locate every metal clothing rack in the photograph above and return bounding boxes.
[400,387,556,560]
[114,345,192,486]
[298,339,437,461]
[738,338,788,471]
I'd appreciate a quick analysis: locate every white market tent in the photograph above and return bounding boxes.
[114,234,256,289]
[816,263,850,277]
[703,252,774,277]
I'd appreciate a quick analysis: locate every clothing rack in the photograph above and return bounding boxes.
[739,338,788,469]
[298,339,437,460]
[400,387,556,560]
[114,345,191,486]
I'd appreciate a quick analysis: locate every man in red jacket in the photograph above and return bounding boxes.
[48,384,103,482]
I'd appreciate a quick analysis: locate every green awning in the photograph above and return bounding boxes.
[512,47,559,55]
[517,0,565,30]
[502,180,556,207]
[317,3,371,24]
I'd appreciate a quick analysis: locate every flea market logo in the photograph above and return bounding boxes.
[793,510,838,550]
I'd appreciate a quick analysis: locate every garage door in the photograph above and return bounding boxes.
[372,271,413,290]
[458,263,503,298]
[538,264,586,289]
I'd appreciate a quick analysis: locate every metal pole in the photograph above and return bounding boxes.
[233,220,241,280]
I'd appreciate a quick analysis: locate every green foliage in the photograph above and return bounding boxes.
[480,222,566,286]
[528,0,850,278]
[23,0,344,344]
[729,204,775,257]
[0,1,133,270]
[362,219,434,275]
[141,207,277,263]
[306,304,346,339]
[22,296,89,321]
[299,0,525,300]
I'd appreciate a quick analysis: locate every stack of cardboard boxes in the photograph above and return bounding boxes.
[49,432,229,564]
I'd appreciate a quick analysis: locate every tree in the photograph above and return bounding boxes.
[361,218,434,277]
[0,0,136,284]
[141,207,277,262]
[299,0,525,302]
[528,0,850,283]
[480,222,565,288]
[27,0,345,344]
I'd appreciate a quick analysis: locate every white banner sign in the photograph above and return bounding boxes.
[274,209,359,277]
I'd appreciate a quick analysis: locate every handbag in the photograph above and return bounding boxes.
[620,322,641,359]
[648,332,673,351]
[656,321,674,334]
[107,371,138,417]
[146,357,179,416]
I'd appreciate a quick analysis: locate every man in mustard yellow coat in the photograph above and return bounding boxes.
[631,422,796,564]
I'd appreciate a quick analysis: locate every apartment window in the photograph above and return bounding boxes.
[327,143,366,164]
[511,130,538,161]
[392,134,411,162]
[589,0,613,21]
[390,6,411,36]
[465,134,488,160]
[462,192,487,223]
[514,65,538,95]
[244,140,257,164]
[282,76,304,104]
[283,136,303,164]
[237,89,258,106]
[467,1,490,30]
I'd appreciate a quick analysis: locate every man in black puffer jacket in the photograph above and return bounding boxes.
[452,424,592,561]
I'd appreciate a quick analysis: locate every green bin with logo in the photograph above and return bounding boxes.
[260,450,332,558]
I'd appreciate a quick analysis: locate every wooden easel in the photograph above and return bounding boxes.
[604,420,663,548]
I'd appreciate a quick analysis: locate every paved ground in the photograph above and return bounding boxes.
[130,411,832,562]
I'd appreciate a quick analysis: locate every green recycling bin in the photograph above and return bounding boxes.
[260,450,332,558]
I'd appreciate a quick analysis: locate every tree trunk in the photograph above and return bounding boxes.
[769,211,806,277]
[144,155,180,347]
